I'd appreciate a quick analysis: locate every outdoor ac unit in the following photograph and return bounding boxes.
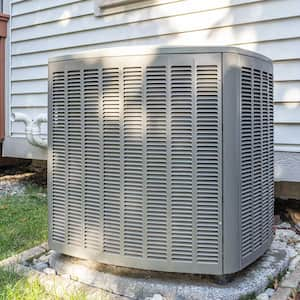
[48,46,273,275]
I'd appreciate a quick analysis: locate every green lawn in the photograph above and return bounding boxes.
[0,184,86,299]
[0,185,48,261]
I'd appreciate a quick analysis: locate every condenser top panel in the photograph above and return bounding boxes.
[49,46,271,63]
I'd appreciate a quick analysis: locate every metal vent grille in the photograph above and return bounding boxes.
[240,67,273,260]
[123,67,144,257]
[170,65,193,262]
[66,70,82,247]
[102,67,121,255]
[83,69,101,250]
[146,66,168,260]
[50,59,222,268]
[196,65,221,264]
[51,71,66,243]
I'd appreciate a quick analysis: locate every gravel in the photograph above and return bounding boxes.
[256,223,300,299]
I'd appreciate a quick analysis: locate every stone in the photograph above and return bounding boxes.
[275,229,297,242]
[43,268,56,275]
[294,243,300,252]
[276,222,291,229]
[61,273,71,280]
[265,288,275,297]
[38,254,50,263]
[33,258,39,264]
[287,248,297,258]
[145,294,166,300]
[270,287,291,300]
[256,293,269,300]
[288,255,300,271]
[281,265,300,289]
[33,262,48,272]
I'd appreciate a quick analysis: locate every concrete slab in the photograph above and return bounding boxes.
[49,243,290,300]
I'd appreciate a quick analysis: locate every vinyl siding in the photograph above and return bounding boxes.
[4,0,300,178]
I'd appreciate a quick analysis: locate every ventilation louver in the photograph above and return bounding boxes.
[48,47,273,275]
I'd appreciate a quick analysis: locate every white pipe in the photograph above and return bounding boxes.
[11,112,48,148]
[31,113,47,148]
[11,112,34,145]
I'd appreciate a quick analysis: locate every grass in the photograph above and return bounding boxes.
[0,267,87,300]
[0,184,48,260]
[0,184,86,299]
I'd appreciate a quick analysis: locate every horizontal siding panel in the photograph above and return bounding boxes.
[12,66,48,81]
[274,81,300,102]
[275,145,300,152]
[11,0,259,29]
[240,38,300,61]
[11,94,48,107]
[11,1,93,29]
[11,80,47,94]
[11,0,300,43]
[11,17,300,56]
[274,61,300,81]
[274,103,300,123]
[12,16,300,56]
[12,0,83,16]
[275,124,300,145]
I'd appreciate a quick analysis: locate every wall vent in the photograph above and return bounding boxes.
[48,46,273,275]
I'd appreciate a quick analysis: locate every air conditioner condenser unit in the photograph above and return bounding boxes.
[48,46,273,275]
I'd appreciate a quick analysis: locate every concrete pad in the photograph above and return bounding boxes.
[49,243,291,300]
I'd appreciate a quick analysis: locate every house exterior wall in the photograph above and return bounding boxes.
[2,0,300,181]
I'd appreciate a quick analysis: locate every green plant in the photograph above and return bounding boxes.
[0,268,87,300]
[0,184,48,260]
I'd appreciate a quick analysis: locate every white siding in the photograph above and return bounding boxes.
[4,0,300,178]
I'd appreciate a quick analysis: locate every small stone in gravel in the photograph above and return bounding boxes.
[287,248,297,258]
[275,229,297,242]
[288,255,300,271]
[38,254,50,263]
[256,293,269,300]
[61,273,71,280]
[43,267,56,275]
[33,262,48,271]
[145,295,165,300]
[295,243,300,252]
[265,288,274,297]
[276,222,291,229]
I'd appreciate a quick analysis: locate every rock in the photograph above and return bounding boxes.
[61,273,71,280]
[265,288,274,297]
[276,222,291,229]
[288,255,300,271]
[256,293,269,300]
[43,267,56,275]
[275,229,297,242]
[287,247,297,258]
[33,262,48,272]
[295,243,300,253]
[145,295,165,300]
[38,254,50,263]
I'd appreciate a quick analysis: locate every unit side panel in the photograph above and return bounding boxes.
[238,55,273,269]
